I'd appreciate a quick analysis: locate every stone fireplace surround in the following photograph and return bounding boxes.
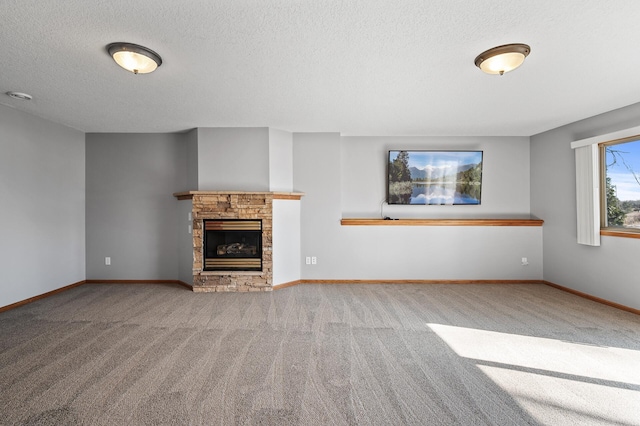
[174,191,302,292]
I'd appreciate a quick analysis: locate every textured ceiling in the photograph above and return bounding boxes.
[2,0,640,136]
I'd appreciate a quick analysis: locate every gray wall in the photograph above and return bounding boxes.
[342,136,531,218]
[531,102,640,310]
[0,104,85,307]
[5,99,637,308]
[268,128,293,192]
[197,127,270,191]
[185,128,199,190]
[294,133,542,280]
[85,133,187,280]
[294,133,345,279]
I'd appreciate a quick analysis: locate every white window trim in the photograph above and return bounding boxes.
[570,124,640,149]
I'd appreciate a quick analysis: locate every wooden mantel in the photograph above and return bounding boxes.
[173,191,304,201]
[340,218,543,227]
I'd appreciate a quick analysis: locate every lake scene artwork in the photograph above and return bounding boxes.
[388,150,483,205]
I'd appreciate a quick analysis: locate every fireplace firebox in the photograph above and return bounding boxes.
[203,219,262,271]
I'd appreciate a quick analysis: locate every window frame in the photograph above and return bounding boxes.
[599,135,640,238]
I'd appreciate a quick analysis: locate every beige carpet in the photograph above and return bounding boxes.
[1,283,639,425]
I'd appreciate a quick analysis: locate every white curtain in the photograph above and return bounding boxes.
[574,144,600,246]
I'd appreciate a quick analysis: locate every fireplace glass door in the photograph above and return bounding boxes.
[203,220,262,271]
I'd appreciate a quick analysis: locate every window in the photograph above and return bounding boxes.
[572,125,640,245]
[600,137,640,233]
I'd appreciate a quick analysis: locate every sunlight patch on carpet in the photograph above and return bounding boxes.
[427,323,640,425]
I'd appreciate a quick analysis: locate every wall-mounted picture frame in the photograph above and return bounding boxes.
[388,150,483,205]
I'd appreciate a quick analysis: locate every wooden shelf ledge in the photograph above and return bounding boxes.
[173,191,304,200]
[341,218,544,227]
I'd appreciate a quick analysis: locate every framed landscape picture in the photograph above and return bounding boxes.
[387,150,483,205]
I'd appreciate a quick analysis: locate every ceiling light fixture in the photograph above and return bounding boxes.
[474,43,530,75]
[6,91,33,101]
[107,42,162,74]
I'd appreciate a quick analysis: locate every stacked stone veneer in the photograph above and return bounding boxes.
[191,192,273,292]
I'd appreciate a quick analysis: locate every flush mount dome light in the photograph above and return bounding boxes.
[6,91,33,100]
[474,43,530,75]
[107,42,162,74]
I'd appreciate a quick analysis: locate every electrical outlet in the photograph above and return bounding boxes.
[305,257,311,265]
[521,257,529,266]
[105,257,111,266]
[311,256,317,265]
